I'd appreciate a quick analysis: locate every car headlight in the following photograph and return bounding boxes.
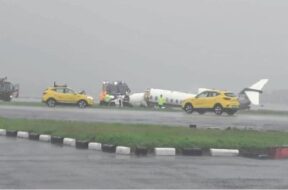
[87,96,94,100]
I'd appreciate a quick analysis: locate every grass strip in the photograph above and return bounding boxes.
[1,117,288,151]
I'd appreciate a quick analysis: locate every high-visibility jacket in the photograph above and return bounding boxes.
[158,96,166,106]
[99,91,107,102]
[104,94,111,102]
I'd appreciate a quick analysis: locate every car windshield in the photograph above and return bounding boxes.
[196,91,209,98]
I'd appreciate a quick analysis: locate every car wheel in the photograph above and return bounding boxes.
[214,104,223,115]
[3,96,11,102]
[109,102,116,107]
[184,103,193,114]
[78,100,87,108]
[47,98,56,107]
[227,110,237,116]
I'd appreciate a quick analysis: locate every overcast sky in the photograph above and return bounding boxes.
[0,0,287,97]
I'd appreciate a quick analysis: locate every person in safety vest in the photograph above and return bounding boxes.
[99,90,107,103]
[158,94,166,108]
[104,93,112,103]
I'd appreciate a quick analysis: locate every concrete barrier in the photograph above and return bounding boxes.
[135,146,148,156]
[29,133,40,140]
[155,148,176,156]
[0,129,6,136]
[17,131,29,139]
[51,136,64,145]
[76,140,89,149]
[6,130,17,137]
[182,148,203,156]
[270,147,288,159]
[102,144,116,153]
[88,142,102,151]
[39,134,51,142]
[210,149,239,157]
[116,146,131,155]
[239,148,270,159]
[63,138,76,146]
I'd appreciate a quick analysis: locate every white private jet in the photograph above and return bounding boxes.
[128,79,269,109]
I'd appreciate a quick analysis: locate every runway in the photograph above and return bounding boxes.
[0,105,288,131]
[1,137,288,189]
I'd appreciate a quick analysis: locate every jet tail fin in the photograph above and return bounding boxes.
[240,79,269,106]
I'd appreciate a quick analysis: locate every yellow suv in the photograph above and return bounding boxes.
[182,90,240,115]
[42,85,94,108]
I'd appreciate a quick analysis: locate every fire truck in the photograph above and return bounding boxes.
[99,81,131,106]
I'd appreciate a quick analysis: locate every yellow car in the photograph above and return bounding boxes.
[42,85,94,108]
[182,90,240,115]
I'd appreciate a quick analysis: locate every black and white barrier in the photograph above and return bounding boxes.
[135,147,148,156]
[210,149,239,157]
[182,148,203,156]
[6,130,17,137]
[154,148,176,156]
[76,140,89,149]
[0,129,265,159]
[51,136,63,145]
[29,133,40,140]
[39,134,51,142]
[17,131,29,139]
[63,138,76,146]
[88,142,102,151]
[0,129,6,136]
[116,146,131,155]
[102,144,116,153]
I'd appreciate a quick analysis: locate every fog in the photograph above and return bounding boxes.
[1,0,287,98]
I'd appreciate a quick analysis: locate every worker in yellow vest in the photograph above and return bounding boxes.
[104,93,111,103]
[158,94,166,108]
[99,90,107,104]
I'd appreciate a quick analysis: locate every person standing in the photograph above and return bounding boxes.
[158,94,166,108]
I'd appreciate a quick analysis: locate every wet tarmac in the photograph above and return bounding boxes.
[0,105,288,131]
[1,137,288,189]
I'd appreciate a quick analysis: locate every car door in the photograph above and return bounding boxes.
[205,91,219,108]
[62,88,77,104]
[54,87,66,103]
[193,91,209,108]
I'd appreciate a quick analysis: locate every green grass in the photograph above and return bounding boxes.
[0,117,288,151]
